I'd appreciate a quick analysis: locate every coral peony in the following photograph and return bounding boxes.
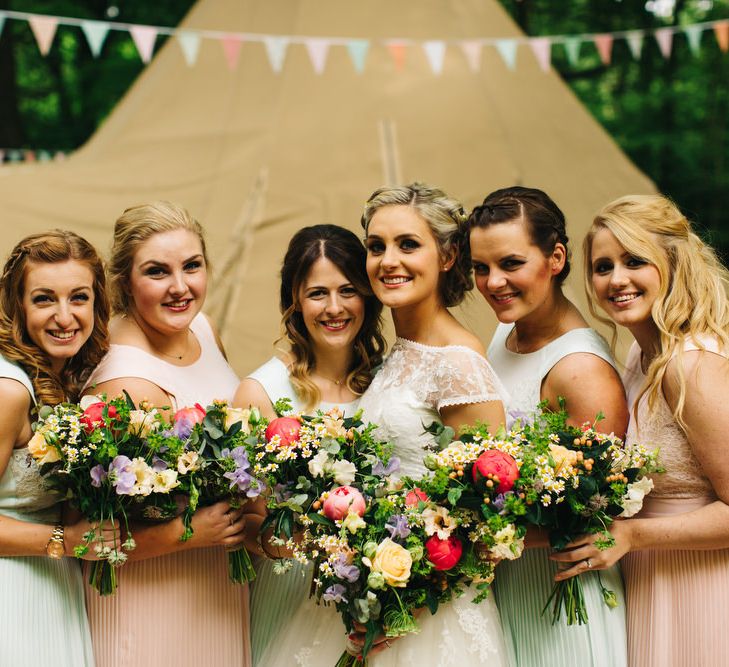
[425,534,463,571]
[471,450,519,494]
[265,416,302,447]
[172,403,206,439]
[323,485,366,521]
[405,487,429,507]
[80,402,119,434]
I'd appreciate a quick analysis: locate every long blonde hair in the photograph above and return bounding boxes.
[0,231,110,404]
[584,194,729,430]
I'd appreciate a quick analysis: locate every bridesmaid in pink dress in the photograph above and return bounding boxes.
[83,202,261,667]
[552,194,729,666]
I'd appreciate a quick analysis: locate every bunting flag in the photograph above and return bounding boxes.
[387,42,407,71]
[594,34,614,65]
[305,38,330,74]
[264,36,289,73]
[495,39,518,70]
[422,40,446,75]
[460,40,482,72]
[0,7,728,77]
[563,37,582,66]
[221,34,243,70]
[346,39,369,74]
[129,24,158,64]
[715,20,729,52]
[530,37,551,72]
[625,31,645,60]
[655,28,674,58]
[28,15,58,56]
[684,24,703,55]
[80,20,109,58]
[177,30,201,66]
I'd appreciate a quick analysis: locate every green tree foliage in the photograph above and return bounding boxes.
[0,0,727,252]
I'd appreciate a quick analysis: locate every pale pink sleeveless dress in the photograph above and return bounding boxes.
[621,338,729,667]
[83,314,249,667]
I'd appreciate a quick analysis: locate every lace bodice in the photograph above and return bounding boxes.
[624,340,722,499]
[488,323,615,418]
[358,338,508,478]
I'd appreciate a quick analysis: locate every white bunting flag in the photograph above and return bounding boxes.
[346,39,369,74]
[177,30,201,66]
[495,39,517,70]
[423,40,446,75]
[80,20,110,58]
[263,36,289,73]
[305,38,330,75]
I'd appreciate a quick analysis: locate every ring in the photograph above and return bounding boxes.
[229,515,234,526]
[384,640,392,648]
[585,558,593,569]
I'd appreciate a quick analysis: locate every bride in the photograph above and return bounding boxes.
[261,184,509,666]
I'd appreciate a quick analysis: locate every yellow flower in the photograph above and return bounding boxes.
[128,409,159,437]
[365,538,413,588]
[225,407,251,434]
[152,469,180,493]
[342,511,367,534]
[27,430,60,465]
[548,444,578,472]
[177,451,200,474]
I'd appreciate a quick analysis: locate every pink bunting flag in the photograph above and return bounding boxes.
[24,150,36,163]
[654,28,673,59]
[305,38,330,75]
[460,40,482,72]
[221,35,243,70]
[129,25,158,64]
[28,15,59,56]
[529,37,551,72]
[387,42,407,71]
[594,34,614,65]
[714,21,729,53]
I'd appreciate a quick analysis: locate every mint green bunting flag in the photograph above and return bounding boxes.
[346,40,369,74]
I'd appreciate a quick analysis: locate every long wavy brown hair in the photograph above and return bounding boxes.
[0,231,110,405]
[279,224,385,411]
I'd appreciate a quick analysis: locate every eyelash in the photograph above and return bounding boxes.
[366,239,420,254]
[31,293,90,305]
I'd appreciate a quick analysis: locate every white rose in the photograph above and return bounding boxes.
[308,450,331,478]
[79,395,103,410]
[330,459,357,486]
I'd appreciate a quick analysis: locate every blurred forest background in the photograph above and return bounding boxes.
[1,0,727,255]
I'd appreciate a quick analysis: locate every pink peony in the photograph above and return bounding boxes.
[265,417,302,447]
[405,487,429,508]
[471,450,519,494]
[322,486,366,521]
[425,535,463,571]
[172,403,206,439]
[80,402,119,434]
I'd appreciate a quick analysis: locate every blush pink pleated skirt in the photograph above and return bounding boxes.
[85,548,250,667]
[621,496,729,667]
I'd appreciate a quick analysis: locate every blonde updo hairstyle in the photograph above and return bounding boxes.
[361,183,473,307]
[584,194,729,430]
[108,201,208,315]
[0,230,110,404]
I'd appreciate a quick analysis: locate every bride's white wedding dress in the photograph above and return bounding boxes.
[259,338,510,667]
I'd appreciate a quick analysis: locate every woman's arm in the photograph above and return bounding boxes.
[440,400,505,437]
[552,350,729,580]
[542,353,629,437]
[232,378,276,420]
[86,377,172,412]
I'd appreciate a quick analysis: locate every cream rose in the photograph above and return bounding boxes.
[366,538,412,588]
[225,407,251,434]
[27,430,61,465]
[549,444,578,472]
[128,409,159,437]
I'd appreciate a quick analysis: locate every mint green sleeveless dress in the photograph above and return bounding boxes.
[0,355,95,666]
[488,324,628,667]
[247,357,357,667]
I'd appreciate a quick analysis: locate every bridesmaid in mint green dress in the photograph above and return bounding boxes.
[0,231,112,666]
[234,224,385,666]
[468,188,629,666]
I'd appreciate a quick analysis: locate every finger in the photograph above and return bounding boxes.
[554,559,595,581]
[562,535,597,550]
[550,545,598,563]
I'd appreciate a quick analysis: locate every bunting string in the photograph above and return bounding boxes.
[1,8,727,75]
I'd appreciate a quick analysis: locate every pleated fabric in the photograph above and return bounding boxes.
[622,497,729,667]
[250,559,311,666]
[493,548,628,667]
[85,548,250,667]
[0,555,95,666]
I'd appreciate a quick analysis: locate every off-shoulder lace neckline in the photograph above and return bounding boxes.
[395,336,485,356]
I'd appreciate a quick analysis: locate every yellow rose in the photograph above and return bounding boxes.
[225,407,251,434]
[27,430,60,465]
[368,538,412,588]
[549,444,578,472]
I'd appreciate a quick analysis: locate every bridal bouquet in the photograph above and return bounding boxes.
[514,401,662,624]
[172,400,265,584]
[30,394,192,595]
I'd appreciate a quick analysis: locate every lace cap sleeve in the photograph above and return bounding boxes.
[435,346,508,410]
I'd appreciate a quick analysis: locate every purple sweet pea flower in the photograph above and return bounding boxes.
[385,514,410,542]
[506,408,532,430]
[223,469,263,498]
[322,584,348,603]
[229,446,250,469]
[492,493,506,512]
[371,456,400,477]
[332,554,360,583]
[151,455,168,472]
[109,455,136,495]
[90,464,107,488]
[273,483,293,503]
